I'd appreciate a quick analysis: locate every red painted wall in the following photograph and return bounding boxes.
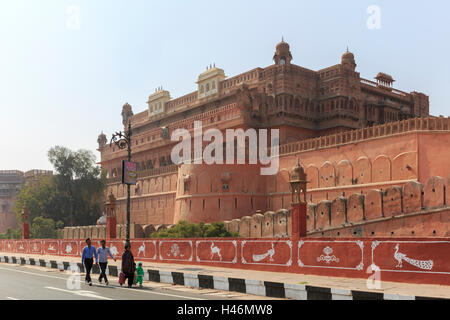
[1,237,449,286]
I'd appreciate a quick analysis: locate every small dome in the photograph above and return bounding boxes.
[342,51,354,60]
[341,48,356,69]
[276,40,290,51]
[342,47,355,61]
[97,132,106,140]
[376,72,394,82]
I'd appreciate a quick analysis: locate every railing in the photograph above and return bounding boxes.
[107,164,178,184]
[360,77,408,97]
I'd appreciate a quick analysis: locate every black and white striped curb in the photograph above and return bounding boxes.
[0,255,447,300]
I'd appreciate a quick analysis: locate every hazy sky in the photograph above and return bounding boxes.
[1,0,449,171]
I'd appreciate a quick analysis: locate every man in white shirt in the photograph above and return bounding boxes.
[97,239,116,285]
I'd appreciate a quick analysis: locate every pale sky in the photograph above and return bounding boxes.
[1,0,449,171]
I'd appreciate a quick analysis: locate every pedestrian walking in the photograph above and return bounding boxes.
[97,240,116,286]
[121,243,136,288]
[81,238,98,286]
[136,262,144,288]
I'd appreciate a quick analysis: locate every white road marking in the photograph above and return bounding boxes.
[6,297,19,300]
[45,287,112,300]
[0,265,205,300]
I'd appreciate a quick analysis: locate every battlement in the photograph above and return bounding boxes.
[223,175,450,238]
[279,117,448,156]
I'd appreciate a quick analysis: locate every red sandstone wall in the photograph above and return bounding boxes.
[417,132,450,182]
[273,132,421,207]
[108,172,178,225]
[103,117,450,227]
[174,164,268,224]
[224,176,450,238]
[307,176,450,237]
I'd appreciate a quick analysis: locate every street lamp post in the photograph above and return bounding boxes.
[110,121,132,246]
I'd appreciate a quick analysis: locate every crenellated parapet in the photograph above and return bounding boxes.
[279,117,450,156]
[223,175,450,238]
[224,209,291,238]
[307,175,450,237]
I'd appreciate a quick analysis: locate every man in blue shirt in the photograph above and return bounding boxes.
[97,239,116,286]
[81,238,98,286]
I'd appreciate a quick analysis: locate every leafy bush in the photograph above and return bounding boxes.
[0,227,22,239]
[151,220,239,238]
[30,216,63,239]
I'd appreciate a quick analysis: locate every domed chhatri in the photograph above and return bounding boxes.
[289,160,308,204]
[341,47,356,70]
[97,131,107,149]
[273,38,293,65]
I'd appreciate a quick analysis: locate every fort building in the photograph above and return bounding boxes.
[98,41,447,235]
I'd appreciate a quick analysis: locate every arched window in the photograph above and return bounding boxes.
[212,81,216,89]
[295,99,300,109]
[206,83,210,91]
[200,85,204,93]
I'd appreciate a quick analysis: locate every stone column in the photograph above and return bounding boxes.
[291,202,307,240]
[289,161,308,242]
[22,205,30,239]
[106,193,117,239]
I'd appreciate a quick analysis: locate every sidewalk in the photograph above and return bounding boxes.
[1,251,449,300]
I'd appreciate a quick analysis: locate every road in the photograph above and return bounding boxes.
[0,263,275,300]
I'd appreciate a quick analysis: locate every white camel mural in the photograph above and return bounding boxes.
[210,242,222,261]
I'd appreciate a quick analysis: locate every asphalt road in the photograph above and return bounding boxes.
[0,263,261,300]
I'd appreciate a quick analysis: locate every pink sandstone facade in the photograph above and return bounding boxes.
[98,41,449,237]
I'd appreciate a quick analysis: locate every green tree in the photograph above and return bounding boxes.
[48,146,106,226]
[30,216,62,239]
[14,175,57,223]
[0,227,21,239]
[14,146,106,228]
[151,220,239,238]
